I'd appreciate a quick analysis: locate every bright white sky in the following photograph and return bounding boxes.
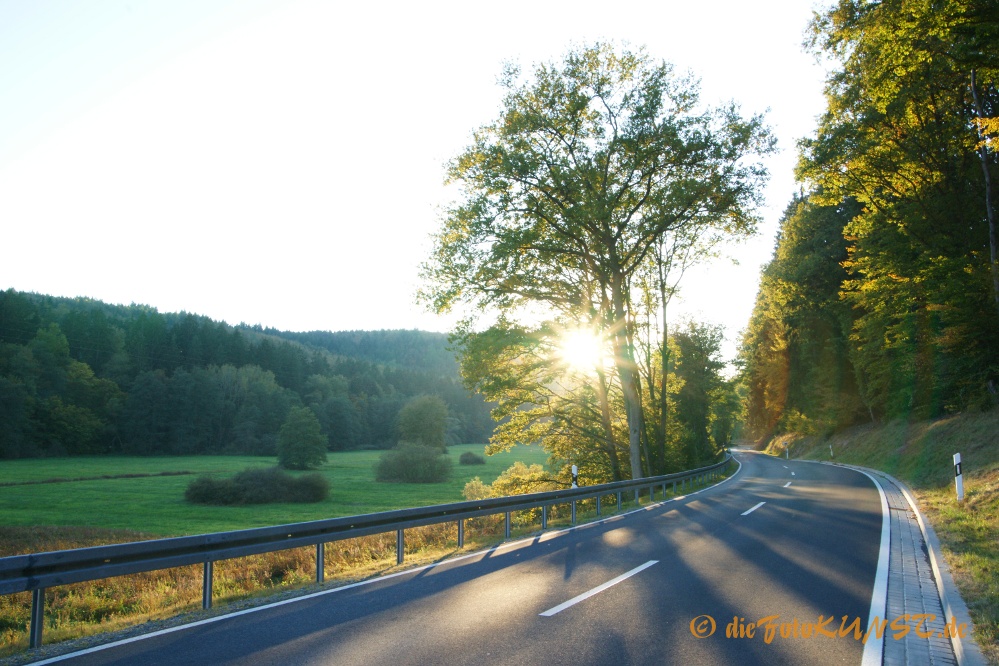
[0,0,829,361]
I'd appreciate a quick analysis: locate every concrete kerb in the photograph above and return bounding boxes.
[796,458,986,666]
[866,468,986,666]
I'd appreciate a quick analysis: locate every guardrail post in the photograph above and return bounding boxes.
[596,496,601,516]
[617,491,622,512]
[571,501,577,525]
[672,480,676,495]
[505,512,511,539]
[542,505,548,529]
[316,543,325,583]
[396,529,405,564]
[634,488,639,505]
[457,519,465,548]
[202,561,213,610]
[649,485,654,501]
[29,588,44,649]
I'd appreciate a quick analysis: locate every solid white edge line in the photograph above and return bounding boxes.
[31,459,746,665]
[850,468,891,666]
[539,560,659,617]
[741,501,766,516]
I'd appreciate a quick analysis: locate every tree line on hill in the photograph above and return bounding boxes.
[740,0,999,440]
[0,289,494,458]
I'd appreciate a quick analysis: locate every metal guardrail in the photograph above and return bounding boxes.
[2,455,732,649]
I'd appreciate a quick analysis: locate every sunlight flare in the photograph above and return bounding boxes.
[558,328,607,374]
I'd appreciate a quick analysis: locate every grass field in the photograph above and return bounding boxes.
[0,445,730,659]
[763,410,999,665]
[0,443,550,539]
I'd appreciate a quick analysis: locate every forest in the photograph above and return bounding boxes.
[740,0,999,439]
[0,289,494,458]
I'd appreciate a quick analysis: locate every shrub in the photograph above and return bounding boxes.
[459,451,486,465]
[185,467,330,505]
[375,443,452,483]
[462,476,492,500]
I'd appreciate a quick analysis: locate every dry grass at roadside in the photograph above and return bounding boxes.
[0,523,490,658]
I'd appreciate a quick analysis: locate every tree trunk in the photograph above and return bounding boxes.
[971,70,999,321]
[611,277,645,480]
[657,281,670,472]
[594,366,622,482]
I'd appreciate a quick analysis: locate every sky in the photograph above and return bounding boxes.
[0,0,830,361]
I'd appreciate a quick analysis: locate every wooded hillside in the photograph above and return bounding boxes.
[740,0,999,439]
[0,289,493,458]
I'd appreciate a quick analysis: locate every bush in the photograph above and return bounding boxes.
[459,451,486,465]
[375,443,452,483]
[185,467,330,505]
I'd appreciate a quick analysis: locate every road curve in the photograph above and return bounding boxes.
[43,453,887,665]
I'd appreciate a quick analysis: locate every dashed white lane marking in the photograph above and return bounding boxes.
[791,472,795,476]
[784,482,792,488]
[741,501,766,516]
[539,560,659,617]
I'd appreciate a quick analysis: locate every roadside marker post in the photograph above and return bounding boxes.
[954,453,964,502]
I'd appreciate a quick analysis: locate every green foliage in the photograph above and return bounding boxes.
[470,461,565,524]
[462,476,491,500]
[277,406,327,470]
[422,43,774,480]
[790,0,999,423]
[185,466,329,505]
[375,443,452,483]
[397,395,449,450]
[740,195,867,439]
[459,451,486,465]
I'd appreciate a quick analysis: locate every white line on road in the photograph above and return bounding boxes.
[539,561,659,617]
[741,501,766,516]
[783,466,788,469]
[791,472,795,476]
[784,482,792,488]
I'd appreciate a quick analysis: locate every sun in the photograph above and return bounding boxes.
[558,329,606,374]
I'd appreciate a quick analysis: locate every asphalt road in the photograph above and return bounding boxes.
[45,452,886,665]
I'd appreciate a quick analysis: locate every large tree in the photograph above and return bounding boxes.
[422,43,772,479]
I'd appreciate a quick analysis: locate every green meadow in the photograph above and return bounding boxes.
[0,444,550,540]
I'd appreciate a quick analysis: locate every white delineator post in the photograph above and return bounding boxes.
[571,464,578,488]
[954,453,964,502]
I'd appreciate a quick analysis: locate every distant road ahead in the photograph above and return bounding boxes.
[50,453,885,665]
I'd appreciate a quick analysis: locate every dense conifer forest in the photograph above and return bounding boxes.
[0,289,493,458]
